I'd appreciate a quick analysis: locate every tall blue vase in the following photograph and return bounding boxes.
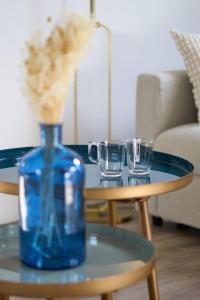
[18,124,85,270]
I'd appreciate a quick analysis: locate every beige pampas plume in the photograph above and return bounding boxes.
[24,14,94,124]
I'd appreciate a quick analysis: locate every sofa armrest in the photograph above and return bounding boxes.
[136,70,197,139]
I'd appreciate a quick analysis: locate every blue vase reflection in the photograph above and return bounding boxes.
[128,175,150,186]
[20,264,86,284]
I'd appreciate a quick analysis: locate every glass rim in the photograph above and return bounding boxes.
[126,137,154,144]
[88,140,126,145]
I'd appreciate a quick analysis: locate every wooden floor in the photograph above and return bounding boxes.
[81,209,200,300]
[117,211,200,300]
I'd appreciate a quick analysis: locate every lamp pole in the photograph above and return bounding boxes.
[74,0,112,143]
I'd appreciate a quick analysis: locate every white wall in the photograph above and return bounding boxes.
[1,0,200,148]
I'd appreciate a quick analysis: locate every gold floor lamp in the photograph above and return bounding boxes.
[74,0,132,223]
[73,0,112,144]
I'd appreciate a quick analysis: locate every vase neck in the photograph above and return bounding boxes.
[40,124,62,147]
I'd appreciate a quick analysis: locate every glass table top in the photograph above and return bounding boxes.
[0,145,193,187]
[0,223,154,284]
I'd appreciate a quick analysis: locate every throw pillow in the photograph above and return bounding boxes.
[171,30,200,121]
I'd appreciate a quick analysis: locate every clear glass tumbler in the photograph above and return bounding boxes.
[126,138,153,175]
[88,140,125,177]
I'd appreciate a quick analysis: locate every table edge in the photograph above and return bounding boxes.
[0,170,193,200]
[0,258,155,297]
[0,147,194,199]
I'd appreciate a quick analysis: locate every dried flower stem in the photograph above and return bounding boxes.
[24,14,94,124]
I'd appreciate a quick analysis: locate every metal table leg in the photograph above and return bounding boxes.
[101,293,113,300]
[108,200,117,227]
[138,198,160,300]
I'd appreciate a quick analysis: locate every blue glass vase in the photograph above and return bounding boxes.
[18,124,85,270]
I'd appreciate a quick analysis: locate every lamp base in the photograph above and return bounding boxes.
[86,201,133,224]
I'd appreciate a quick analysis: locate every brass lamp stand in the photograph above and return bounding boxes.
[73,0,112,144]
[74,0,132,224]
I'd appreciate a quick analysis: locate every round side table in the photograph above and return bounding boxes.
[0,223,154,300]
[0,145,194,300]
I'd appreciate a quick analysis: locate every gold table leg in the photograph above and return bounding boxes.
[101,293,113,300]
[108,201,117,227]
[138,198,160,300]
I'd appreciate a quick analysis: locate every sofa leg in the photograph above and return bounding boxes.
[176,223,190,230]
[152,216,163,226]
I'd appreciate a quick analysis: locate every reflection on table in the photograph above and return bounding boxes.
[99,177,123,188]
[128,175,150,186]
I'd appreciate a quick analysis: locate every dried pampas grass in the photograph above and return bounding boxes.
[24,14,94,124]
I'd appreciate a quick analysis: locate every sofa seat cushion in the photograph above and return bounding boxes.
[155,123,200,175]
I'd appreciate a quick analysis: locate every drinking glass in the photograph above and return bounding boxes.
[126,138,153,175]
[88,140,125,177]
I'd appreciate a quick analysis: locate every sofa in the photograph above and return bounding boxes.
[136,70,200,229]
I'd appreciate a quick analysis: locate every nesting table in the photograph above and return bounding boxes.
[0,145,194,300]
[0,223,154,299]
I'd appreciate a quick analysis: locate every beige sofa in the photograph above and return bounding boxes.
[136,70,200,229]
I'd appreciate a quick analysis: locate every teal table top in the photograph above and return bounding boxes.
[0,223,154,286]
[0,145,194,199]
